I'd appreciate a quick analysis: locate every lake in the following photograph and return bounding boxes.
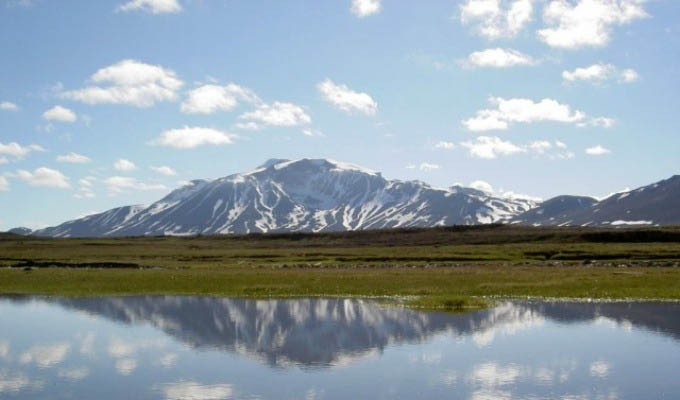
[1,296,679,399]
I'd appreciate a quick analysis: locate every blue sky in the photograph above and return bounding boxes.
[0,0,678,230]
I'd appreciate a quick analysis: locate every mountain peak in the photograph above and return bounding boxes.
[270,158,380,176]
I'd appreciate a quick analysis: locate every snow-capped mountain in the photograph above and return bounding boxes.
[32,158,538,237]
[512,175,680,227]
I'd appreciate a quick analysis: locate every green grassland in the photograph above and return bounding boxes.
[1,225,680,310]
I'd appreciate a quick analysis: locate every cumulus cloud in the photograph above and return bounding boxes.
[75,177,96,199]
[117,0,182,14]
[16,168,71,189]
[460,0,535,39]
[562,63,639,83]
[42,105,77,122]
[114,158,137,171]
[585,144,611,155]
[240,102,311,128]
[434,141,456,150]
[163,382,233,400]
[0,101,19,112]
[461,136,525,159]
[0,142,44,159]
[419,163,440,172]
[56,152,91,163]
[180,83,259,114]
[578,116,616,128]
[150,165,177,176]
[465,48,536,68]
[302,128,325,137]
[470,180,494,193]
[351,0,381,17]
[538,0,648,49]
[620,68,639,82]
[104,176,167,194]
[150,126,235,149]
[463,97,585,131]
[317,79,377,115]
[61,59,183,107]
[461,137,575,159]
[0,176,8,191]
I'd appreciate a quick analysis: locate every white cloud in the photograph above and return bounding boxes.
[114,158,137,172]
[61,59,183,107]
[150,165,177,176]
[104,176,167,194]
[0,176,8,191]
[463,97,585,131]
[434,141,456,150]
[180,83,259,114]
[117,0,182,14]
[578,116,615,128]
[538,0,648,49]
[56,152,91,163]
[460,0,535,39]
[19,343,70,368]
[232,121,261,131]
[562,63,639,83]
[528,140,552,154]
[585,144,611,155]
[240,102,311,127]
[466,48,536,68]
[0,101,19,112]
[75,177,96,199]
[0,157,7,165]
[460,136,525,159]
[150,126,235,149]
[351,0,381,17]
[17,168,71,189]
[42,105,77,123]
[163,382,233,400]
[620,68,639,82]
[317,79,377,115]
[419,162,440,172]
[470,180,494,193]
[302,128,325,137]
[0,142,44,159]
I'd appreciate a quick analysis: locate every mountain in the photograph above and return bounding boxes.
[33,158,537,238]
[512,175,680,227]
[7,227,33,235]
[35,205,145,237]
[510,195,598,226]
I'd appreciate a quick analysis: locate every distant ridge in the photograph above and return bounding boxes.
[13,160,678,237]
[29,158,536,237]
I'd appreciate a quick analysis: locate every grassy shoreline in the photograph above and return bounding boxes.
[2,226,679,310]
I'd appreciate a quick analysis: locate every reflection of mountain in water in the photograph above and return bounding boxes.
[45,297,541,367]
[521,301,680,341]
[12,296,679,368]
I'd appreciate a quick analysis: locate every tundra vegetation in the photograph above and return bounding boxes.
[1,225,679,311]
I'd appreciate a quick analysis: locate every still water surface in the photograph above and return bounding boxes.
[1,296,679,399]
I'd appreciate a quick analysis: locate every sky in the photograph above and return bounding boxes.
[0,0,679,230]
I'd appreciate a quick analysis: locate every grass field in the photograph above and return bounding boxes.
[1,225,680,311]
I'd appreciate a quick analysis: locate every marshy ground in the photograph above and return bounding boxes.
[2,225,679,310]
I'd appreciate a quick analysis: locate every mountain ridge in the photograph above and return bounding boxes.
[14,159,679,237]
